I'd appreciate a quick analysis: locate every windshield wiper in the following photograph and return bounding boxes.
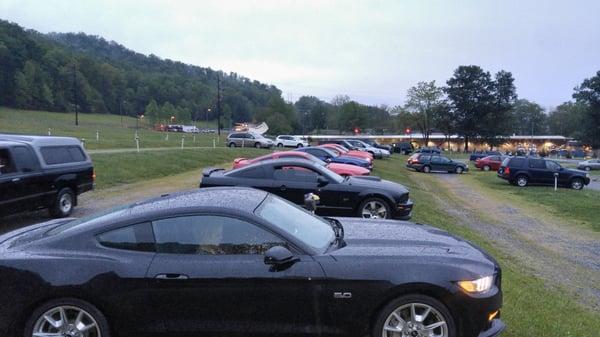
[324,217,346,249]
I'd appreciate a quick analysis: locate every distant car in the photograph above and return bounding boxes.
[232,151,370,176]
[275,135,309,148]
[227,132,274,148]
[406,153,469,174]
[577,159,600,171]
[345,140,390,159]
[356,138,393,153]
[201,158,413,219]
[469,151,502,161]
[475,155,507,171]
[166,124,183,132]
[0,134,94,218]
[415,147,442,154]
[295,147,373,170]
[391,142,414,155]
[498,157,590,190]
[318,139,360,151]
[319,143,373,161]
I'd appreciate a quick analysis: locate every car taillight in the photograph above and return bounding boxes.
[92,169,96,181]
[504,167,510,174]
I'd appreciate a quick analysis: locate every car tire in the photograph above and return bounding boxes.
[254,142,261,148]
[358,197,391,219]
[277,143,284,147]
[515,175,528,187]
[422,165,431,173]
[372,294,456,337]
[296,143,303,148]
[49,188,75,218]
[228,142,236,148]
[455,166,464,174]
[483,165,491,171]
[571,178,584,190]
[24,298,111,337]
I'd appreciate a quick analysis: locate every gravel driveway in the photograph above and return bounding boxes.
[422,173,600,310]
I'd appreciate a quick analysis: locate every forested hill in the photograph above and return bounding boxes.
[0,19,286,126]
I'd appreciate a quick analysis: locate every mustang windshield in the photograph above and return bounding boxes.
[255,195,334,252]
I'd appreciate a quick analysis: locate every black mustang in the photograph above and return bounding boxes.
[201,158,413,220]
[0,188,504,337]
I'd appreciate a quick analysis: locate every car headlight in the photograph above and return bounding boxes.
[457,275,494,293]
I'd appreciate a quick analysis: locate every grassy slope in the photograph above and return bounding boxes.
[372,156,600,337]
[463,169,600,232]
[0,107,227,150]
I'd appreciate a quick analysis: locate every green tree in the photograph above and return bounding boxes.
[14,70,29,108]
[145,99,160,126]
[266,112,293,135]
[431,102,456,150]
[511,99,547,135]
[404,81,444,144]
[573,70,600,152]
[339,101,367,132]
[547,102,586,139]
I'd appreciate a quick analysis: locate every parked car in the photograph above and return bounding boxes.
[201,159,413,219]
[227,132,274,148]
[232,151,370,176]
[356,138,393,153]
[345,140,391,159]
[318,139,361,151]
[577,159,600,171]
[319,143,374,161]
[275,135,309,148]
[391,141,414,155]
[498,157,590,189]
[0,134,94,218]
[469,151,502,161]
[296,146,373,170]
[415,147,442,154]
[475,155,507,171]
[0,187,504,337]
[407,153,469,174]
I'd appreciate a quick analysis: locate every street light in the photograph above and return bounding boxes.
[206,108,211,126]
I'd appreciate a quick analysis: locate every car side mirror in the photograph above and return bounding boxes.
[264,246,298,267]
[317,176,329,186]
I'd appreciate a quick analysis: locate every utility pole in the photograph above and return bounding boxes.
[217,73,222,136]
[73,62,79,126]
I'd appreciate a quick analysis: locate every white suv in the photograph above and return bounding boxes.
[275,135,309,148]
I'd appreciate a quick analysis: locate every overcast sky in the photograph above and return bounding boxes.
[2,0,599,109]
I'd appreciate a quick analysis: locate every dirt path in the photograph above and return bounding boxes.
[418,173,600,310]
[0,169,202,234]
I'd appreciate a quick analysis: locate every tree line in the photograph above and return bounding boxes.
[1,19,598,150]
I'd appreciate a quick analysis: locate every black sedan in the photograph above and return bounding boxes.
[201,158,413,220]
[0,188,504,337]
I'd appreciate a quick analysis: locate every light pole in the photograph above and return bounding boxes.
[206,108,211,127]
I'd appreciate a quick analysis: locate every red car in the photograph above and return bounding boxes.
[475,155,505,171]
[320,143,373,162]
[233,151,370,176]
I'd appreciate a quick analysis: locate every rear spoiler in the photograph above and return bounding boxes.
[202,167,226,177]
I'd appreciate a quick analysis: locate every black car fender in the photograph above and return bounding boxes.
[52,173,79,203]
[355,190,396,209]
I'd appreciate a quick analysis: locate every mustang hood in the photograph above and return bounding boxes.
[331,217,496,269]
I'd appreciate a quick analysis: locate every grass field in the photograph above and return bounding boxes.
[371,157,600,337]
[0,107,228,150]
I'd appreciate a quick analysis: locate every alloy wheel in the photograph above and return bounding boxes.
[516,176,528,187]
[422,166,431,173]
[382,302,448,337]
[585,166,591,171]
[361,201,388,219]
[59,193,73,214]
[455,167,463,174]
[483,165,490,171]
[571,179,583,190]
[32,306,101,337]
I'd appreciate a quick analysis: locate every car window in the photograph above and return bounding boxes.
[546,161,561,171]
[420,155,431,162]
[431,156,441,163]
[0,148,17,174]
[529,159,546,169]
[439,156,451,163]
[274,166,319,183]
[97,222,155,252]
[229,166,265,179]
[152,215,286,255]
[11,146,38,172]
[507,158,524,168]
[40,146,86,165]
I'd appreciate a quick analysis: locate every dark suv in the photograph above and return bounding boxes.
[0,134,94,217]
[497,157,590,190]
[406,153,469,174]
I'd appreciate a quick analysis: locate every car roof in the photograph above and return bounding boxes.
[128,187,268,216]
[0,134,83,148]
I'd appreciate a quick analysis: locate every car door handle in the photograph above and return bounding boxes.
[279,185,287,191]
[11,177,21,182]
[155,273,189,280]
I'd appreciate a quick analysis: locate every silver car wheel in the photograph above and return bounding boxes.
[455,167,463,174]
[517,176,528,187]
[571,179,583,190]
[585,166,591,171]
[361,200,388,219]
[382,302,448,337]
[59,193,73,214]
[483,165,490,171]
[32,306,101,337]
